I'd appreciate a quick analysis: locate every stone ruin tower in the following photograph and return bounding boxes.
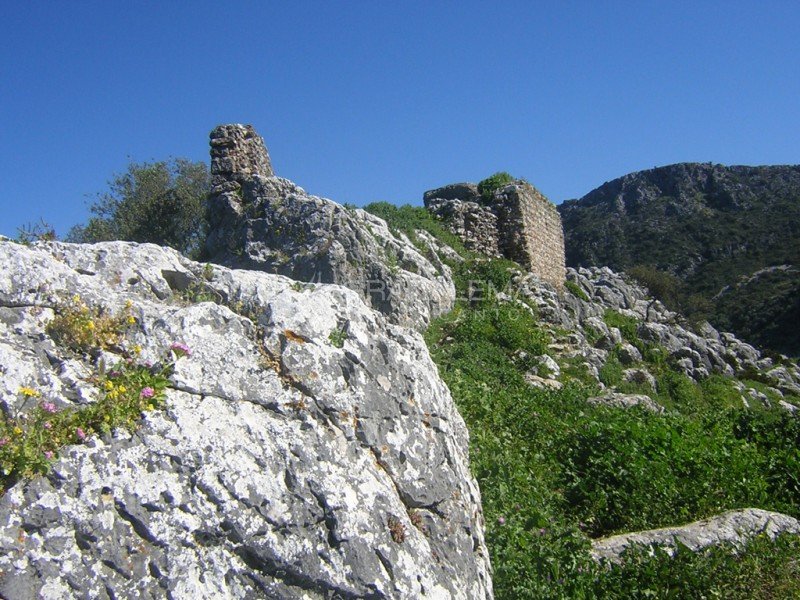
[203,124,455,330]
[424,181,567,289]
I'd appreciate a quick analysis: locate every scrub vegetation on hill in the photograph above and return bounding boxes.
[372,203,800,599]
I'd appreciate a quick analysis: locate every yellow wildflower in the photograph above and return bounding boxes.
[72,294,81,304]
[19,387,40,398]
[86,321,95,331]
[118,386,127,394]
[13,427,23,436]
[127,316,136,325]
[133,345,142,355]
[104,381,114,391]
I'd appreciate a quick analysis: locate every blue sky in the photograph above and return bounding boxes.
[2,1,799,237]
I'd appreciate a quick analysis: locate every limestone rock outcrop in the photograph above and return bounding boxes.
[205,124,454,331]
[591,509,800,563]
[487,266,800,404]
[424,181,566,289]
[0,240,492,599]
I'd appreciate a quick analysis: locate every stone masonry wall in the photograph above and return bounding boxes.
[209,124,273,194]
[425,181,566,289]
[502,183,567,289]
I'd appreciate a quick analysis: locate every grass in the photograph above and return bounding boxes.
[423,257,800,598]
[362,201,472,259]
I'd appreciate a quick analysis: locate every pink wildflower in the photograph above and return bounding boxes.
[0,437,8,447]
[41,401,57,413]
[140,387,155,399]
[497,516,506,525]
[44,450,54,459]
[76,428,87,441]
[170,342,192,357]
[43,421,52,430]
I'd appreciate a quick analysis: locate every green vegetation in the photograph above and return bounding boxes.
[423,254,800,598]
[595,534,800,599]
[67,158,210,259]
[564,279,589,301]
[328,326,348,348]
[477,171,516,204]
[1,296,189,494]
[15,218,57,244]
[363,201,471,258]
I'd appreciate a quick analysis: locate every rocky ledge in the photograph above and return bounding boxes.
[591,508,800,563]
[205,124,454,331]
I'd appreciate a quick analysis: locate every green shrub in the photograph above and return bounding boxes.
[734,410,800,515]
[477,172,516,204]
[328,327,348,348]
[599,356,624,387]
[362,202,470,258]
[603,310,641,347]
[424,265,800,597]
[564,279,589,301]
[626,264,683,310]
[67,158,209,259]
[451,258,522,303]
[594,533,800,599]
[560,410,769,537]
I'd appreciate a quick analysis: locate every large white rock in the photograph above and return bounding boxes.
[0,241,492,599]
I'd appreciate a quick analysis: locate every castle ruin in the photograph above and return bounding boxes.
[424,181,567,289]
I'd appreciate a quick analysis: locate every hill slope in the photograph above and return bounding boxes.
[558,163,800,355]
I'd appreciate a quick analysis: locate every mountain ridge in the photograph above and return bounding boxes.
[558,161,800,356]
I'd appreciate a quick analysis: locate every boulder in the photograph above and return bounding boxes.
[0,241,492,599]
[587,393,664,413]
[591,509,800,563]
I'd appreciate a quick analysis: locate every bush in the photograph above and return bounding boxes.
[627,264,683,310]
[564,279,589,301]
[477,172,516,204]
[560,410,769,537]
[594,533,800,599]
[67,158,209,258]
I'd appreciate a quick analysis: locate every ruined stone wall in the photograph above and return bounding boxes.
[209,124,273,194]
[424,197,501,257]
[425,181,567,289]
[515,185,567,289]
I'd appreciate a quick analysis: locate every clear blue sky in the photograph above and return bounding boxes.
[2,1,799,237]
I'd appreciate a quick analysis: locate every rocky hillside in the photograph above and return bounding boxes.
[558,163,800,356]
[2,126,800,598]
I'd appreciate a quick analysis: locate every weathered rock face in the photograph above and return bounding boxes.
[591,509,800,563]
[424,181,566,289]
[205,124,454,331]
[500,266,800,405]
[0,241,492,599]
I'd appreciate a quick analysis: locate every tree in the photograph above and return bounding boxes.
[67,158,210,258]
